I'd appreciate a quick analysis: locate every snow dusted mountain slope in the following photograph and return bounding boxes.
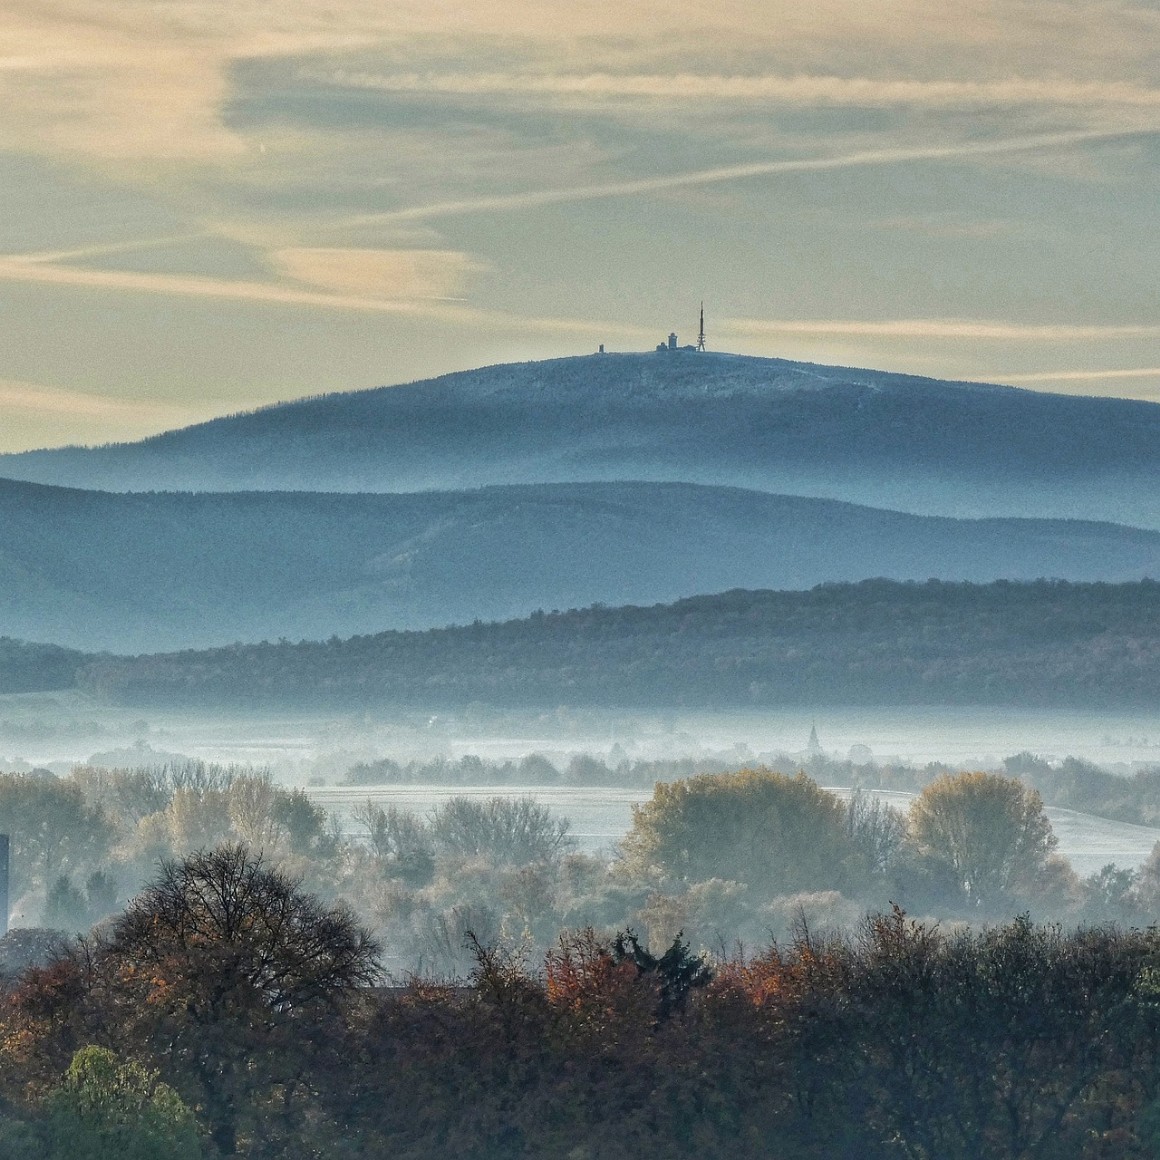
[2,353,1159,527]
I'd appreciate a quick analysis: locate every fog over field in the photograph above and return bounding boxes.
[8,690,1160,774]
[310,782,1160,878]
[7,691,1160,875]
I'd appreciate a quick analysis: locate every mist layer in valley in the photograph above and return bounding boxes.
[7,706,1160,976]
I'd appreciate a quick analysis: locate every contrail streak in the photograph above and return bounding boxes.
[0,259,467,312]
[339,129,1127,227]
[10,233,207,264]
[318,70,1160,110]
[0,257,647,336]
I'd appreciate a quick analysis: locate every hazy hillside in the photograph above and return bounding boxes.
[0,638,86,694]
[71,580,1160,709]
[3,477,1160,651]
[3,353,1160,526]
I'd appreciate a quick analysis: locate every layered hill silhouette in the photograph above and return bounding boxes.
[3,353,1160,527]
[68,581,1160,709]
[3,476,1160,652]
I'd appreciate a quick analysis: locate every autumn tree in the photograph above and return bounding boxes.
[907,772,1058,908]
[846,910,1157,1159]
[620,768,855,896]
[94,844,380,1155]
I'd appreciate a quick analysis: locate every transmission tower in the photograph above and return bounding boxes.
[697,302,706,352]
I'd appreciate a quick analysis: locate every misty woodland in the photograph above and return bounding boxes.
[0,758,1160,1156]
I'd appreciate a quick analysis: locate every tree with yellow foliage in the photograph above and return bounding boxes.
[908,772,1058,908]
[620,768,855,896]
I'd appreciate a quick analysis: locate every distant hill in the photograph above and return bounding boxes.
[72,580,1160,710]
[3,477,1160,652]
[3,353,1160,526]
[0,638,86,694]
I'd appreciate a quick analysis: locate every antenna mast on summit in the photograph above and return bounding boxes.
[697,302,706,352]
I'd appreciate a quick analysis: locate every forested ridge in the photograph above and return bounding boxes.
[61,578,1160,708]
[0,639,87,694]
[6,474,1160,653]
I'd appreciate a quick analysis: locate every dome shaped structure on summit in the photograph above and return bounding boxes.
[656,304,707,353]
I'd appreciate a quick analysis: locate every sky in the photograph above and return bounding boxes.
[1,0,1158,451]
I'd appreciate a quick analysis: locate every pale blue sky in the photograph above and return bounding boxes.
[1,0,1158,450]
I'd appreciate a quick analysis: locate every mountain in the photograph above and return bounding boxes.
[2,476,1160,652]
[3,353,1159,526]
[72,580,1160,710]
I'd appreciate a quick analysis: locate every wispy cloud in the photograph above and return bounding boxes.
[3,0,1155,167]
[270,247,481,299]
[317,69,1160,113]
[0,254,646,338]
[722,318,1160,341]
[0,378,193,421]
[1003,368,1160,381]
[0,4,242,161]
[0,378,208,452]
[0,257,460,313]
[11,234,208,264]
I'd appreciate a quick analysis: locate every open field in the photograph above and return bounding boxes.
[310,782,1160,876]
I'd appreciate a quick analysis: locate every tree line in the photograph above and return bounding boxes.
[3,759,1160,983]
[3,844,1160,1157]
[343,747,1160,834]
[51,579,1160,708]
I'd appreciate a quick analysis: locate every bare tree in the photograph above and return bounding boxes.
[98,844,380,1154]
[429,796,573,866]
[352,800,434,884]
[846,790,907,876]
[106,843,379,1013]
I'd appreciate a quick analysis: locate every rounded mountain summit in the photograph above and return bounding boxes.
[3,352,1158,528]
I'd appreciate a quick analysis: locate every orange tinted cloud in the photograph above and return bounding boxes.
[1,0,1157,164]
